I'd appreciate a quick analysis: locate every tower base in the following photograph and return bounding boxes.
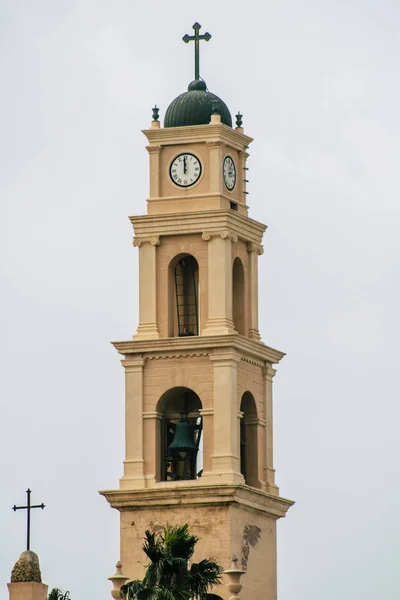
[100,484,293,600]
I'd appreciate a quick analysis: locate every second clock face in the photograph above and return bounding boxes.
[170,153,202,187]
[223,155,236,191]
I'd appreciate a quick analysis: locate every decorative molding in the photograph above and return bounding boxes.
[262,365,277,380]
[244,417,266,427]
[206,140,225,149]
[220,230,238,243]
[202,230,238,243]
[130,209,266,246]
[146,145,162,154]
[142,122,253,153]
[122,357,146,372]
[146,352,209,361]
[112,334,285,366]
[247,242,264,255]
[209,349,242,364]
[133,236,160,247]
[142,411,162,420]
[100,483,294,519]
[198,408,214,417]
[241,356,264,368]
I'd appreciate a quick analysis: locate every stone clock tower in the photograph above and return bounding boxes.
[101,23,293,600]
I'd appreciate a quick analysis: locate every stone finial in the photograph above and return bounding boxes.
[11,551,42,583]
[223,555,246,600]
[108,561,129,600]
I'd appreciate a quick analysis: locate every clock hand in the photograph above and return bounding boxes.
[183,156,187,174]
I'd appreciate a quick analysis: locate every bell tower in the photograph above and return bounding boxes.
[101,23,293,600]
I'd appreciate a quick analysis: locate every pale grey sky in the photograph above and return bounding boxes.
[1,2,399,599]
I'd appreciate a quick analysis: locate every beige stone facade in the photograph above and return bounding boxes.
[101,114,293,599]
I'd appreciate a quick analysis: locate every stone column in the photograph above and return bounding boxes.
[207,350,242,482]
[263,365,279,495]
[120,357,146,489]
[142,411,162,483]
[146,145,162,198]
[198,407,214,475]
[247,242,263,341]
[244,415,266,489]
[134,237,160,341]
[202,231,236,336]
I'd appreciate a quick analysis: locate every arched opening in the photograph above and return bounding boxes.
[170,255,199,337]
[240,392,259,488]
[157,387,202,482]
[233,257,245,335]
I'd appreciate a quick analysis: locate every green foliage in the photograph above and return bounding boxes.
[121,524,223,600]
[47,589,70,600]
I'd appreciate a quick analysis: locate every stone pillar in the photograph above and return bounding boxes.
[207,141,224,195]
[120,357,146,489]
[198,407,214,475]
[207,351,243,482]
[142,411,162,483]
[247,242,263,341]
[263,365,279,495]
[244,415,266,489]
[202,231,236,336]
[134,237,160,341]
[146,145,162,198]
[108,561,129,600]
[8,583,48,600]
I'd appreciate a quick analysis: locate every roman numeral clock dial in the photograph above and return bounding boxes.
[223,155,236,191]
[170,153,202,187]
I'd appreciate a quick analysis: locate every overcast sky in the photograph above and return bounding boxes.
[1,1,399,599]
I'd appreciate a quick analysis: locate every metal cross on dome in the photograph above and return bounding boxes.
[12,489,45,551]
[183,22,211,82]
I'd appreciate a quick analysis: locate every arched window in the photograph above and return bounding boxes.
[240,392,260,488]
[173,255,199,336]
[157,387,202,482]
[232,257,245,335]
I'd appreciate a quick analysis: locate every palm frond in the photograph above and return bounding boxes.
[162,524,198,561]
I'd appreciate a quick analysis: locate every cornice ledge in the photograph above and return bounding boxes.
[99,484,294,518]
[111,335,285,365]
[130,210,266,244]
[142,124,253,150]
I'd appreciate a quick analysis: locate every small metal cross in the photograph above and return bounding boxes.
[183,22,211,81]
[12,489,45,551]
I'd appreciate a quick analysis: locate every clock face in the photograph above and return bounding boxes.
[170,153,202,187]
[223,155,236,191]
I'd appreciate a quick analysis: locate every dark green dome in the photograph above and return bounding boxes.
[164,80,232,128]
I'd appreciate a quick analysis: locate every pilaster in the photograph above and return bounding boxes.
[133,237,160,341]
[247,242,263,341]
[204,350,243,484]
[207,140,224,194]
[120,357,146,489]
[202,231,237,336]
[146,145,162,198]
[263,365,279,495]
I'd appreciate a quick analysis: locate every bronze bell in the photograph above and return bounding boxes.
[168,419,197,453]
